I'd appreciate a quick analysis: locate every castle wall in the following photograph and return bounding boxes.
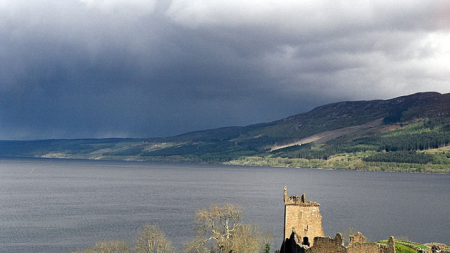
[347,233,384,253]
[348,232,367,247]
[305,233,346,253]
[303,233,395,253]
[347,242,385,253]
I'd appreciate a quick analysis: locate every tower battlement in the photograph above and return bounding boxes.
[284,188,320,207]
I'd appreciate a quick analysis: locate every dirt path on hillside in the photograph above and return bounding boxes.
[270,118,384,151]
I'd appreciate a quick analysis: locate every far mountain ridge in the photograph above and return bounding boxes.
[169,91,449,145]
[174,91,450,141]
[2,91,450,173]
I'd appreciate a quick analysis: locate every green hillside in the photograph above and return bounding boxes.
[2,92,450,173]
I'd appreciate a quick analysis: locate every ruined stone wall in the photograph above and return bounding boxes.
[306,233,347,253]
[346,232,385,253]
[347,242,385,253]
[348,232,366,247]
[282,232,396,253]
[284,187,324,246]
[387,237,395,253]
[306,234,394,253]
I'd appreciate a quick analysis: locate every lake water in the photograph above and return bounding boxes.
[0,158,449,253]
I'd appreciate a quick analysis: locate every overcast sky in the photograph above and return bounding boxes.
[1,0,450,140]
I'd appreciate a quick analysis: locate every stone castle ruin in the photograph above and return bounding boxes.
[283,186,324,247]
[281,187,396,253]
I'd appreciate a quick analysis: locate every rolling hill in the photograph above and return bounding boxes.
[2,92,450,173]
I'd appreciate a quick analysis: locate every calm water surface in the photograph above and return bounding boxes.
[1,158,449,253]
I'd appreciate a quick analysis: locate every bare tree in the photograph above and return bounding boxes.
[135,224,177,253]
[74,240,132,253]
[185,204,262,253]
[228,223,262,253]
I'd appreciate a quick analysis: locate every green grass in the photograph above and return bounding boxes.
[395,244,418,253]
[397,240,430,250]
[378,241,419,253]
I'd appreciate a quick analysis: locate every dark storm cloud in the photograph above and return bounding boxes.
[1,0,450,139]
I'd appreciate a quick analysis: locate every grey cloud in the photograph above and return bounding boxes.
[0,0,450,139]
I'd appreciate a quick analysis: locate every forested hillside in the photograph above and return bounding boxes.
[2,92,450,173]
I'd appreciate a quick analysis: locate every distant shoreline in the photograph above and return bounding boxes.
[2,155,448,174]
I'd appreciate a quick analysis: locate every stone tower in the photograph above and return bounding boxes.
[283,187,324,246]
